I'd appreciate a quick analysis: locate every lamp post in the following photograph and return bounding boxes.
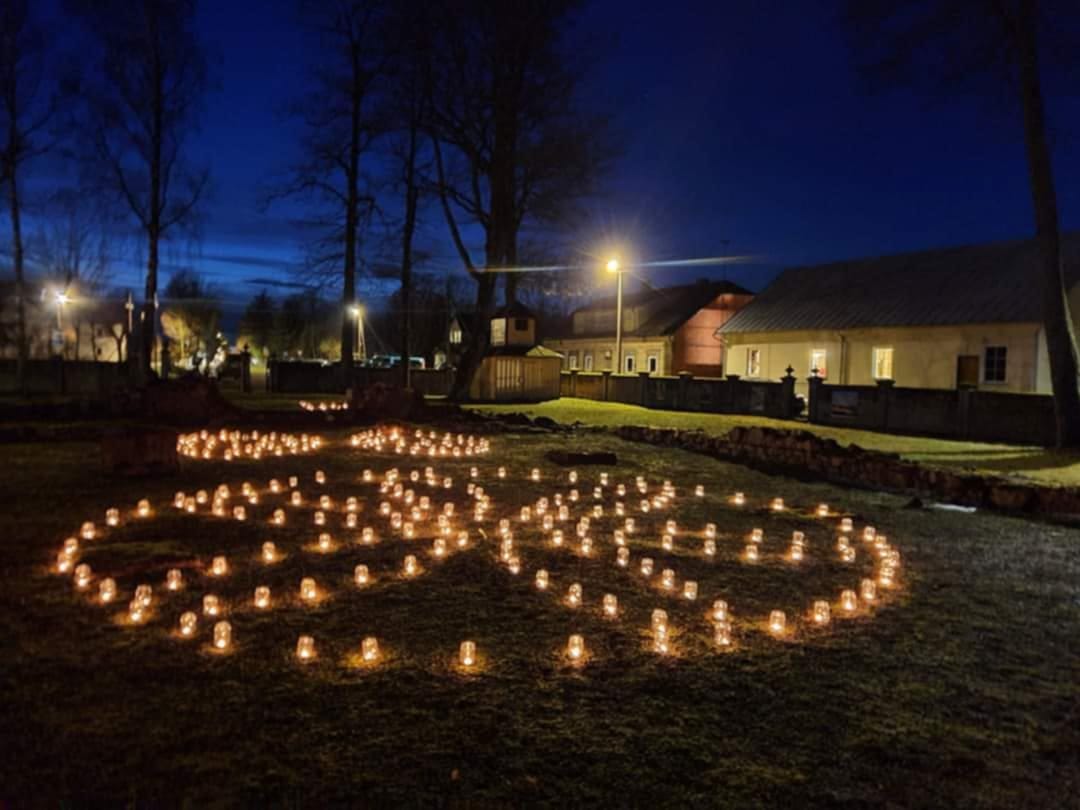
[606,258,622,372]
[349,305,366,362]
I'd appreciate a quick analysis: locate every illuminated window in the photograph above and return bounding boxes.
[983,346,1007,383]
[490,318,506,346]
[810,348,827,378]
[746,348,761,377]
[449,325,463,345]
[624,353,635,373]
[647,354,659,374]
[872,347,893,380]
[568,352,578,370]
[583,353,593,371]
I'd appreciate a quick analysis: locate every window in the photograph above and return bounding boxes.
[624,353,635,373]
[810,348,827,378]
[647,354,659,374]
[746,348,761,377]
[872,347,894,380]
[449,324,463,345]
[568,352,578,370]
[514,317,529,331]
[583,353,594,371]
[490,318,506,346]
[983,346,1007,383]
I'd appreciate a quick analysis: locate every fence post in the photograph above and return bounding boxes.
[677,371,692,411]
[876,378,895,430]
[569,369,579,397]
[638,371,651,407]
[957,385,973,440]
[602,370,612,401]
[779,366,796,419]
[806,375,823,422]
[240,344,252,393]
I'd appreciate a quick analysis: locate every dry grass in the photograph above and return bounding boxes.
[1,426,1078,805]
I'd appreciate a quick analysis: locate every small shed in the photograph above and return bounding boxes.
[470,344,563,402]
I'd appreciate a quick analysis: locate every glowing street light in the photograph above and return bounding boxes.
[349,304,366,361]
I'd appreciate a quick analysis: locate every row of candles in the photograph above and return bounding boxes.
[177,429,323,462]
[298,399,348,412]
[53,425,901,663]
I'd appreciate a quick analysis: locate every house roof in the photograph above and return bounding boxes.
[551,279,752,340]
[721,234,1080,334]
[492,301,536,319]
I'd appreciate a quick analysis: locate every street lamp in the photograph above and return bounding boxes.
[349,305,366,362]
[53,289,70,329]
[606,258,623,372]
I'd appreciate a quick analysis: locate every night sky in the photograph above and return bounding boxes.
[27,0,1080,323]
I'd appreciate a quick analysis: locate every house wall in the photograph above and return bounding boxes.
[541,336,673,375]
[724,322,1047,397]
[673,292,753,377]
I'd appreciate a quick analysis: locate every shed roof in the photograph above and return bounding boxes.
[721,234,1080,334]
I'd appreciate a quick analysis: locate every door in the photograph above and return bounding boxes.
[956,355,979,388]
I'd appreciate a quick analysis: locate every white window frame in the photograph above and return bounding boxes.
[746,348,761,378]
[810,348,827,378]
[872,347,894,380]
[490,318,506,347]
[647,354,659,374]
[982,345,1008,384]
[624,353,635,373]
[568,352,578,370]
[583,353,594,371]
[449,325,463,346]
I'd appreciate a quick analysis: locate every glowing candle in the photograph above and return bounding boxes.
[99,577,116,603]
[535,569,549,590]
[733,492,745,506]
[296,635,316,661]
[318,532,332,551]
[74,563,92,589]
[174,491,186,509]
[362,527,375,544]
[703,539,717,557]
[600,472,609,486]
[640,557,654,576]
[580,537,592,556]
[166,569,184,590]
[769,610,786,635]
[300,577,318,602]
[816,503,829,517]
[813,600,831,625]
[552,530,564,547]
[567,634,585,662]
[602,593,618,617]
[625,518,635,534]
[81,521,95,540]
[567,582,582,607]
[137,499,151,517]
[63,537,78,556]
[695,484,705,497]
[660,569,675,590]
[530,468,540,482]
[841,546,856,563]
[128,599,146,624]
[862,526,876,543]
[354,564,369,586]
[682,580,698,600]
[233,505,246,521]
[272,509,287,526]
[744,544,759,562]
[203,594,221,616]
[711,599,728,622]
[56,551,73,573]
[315,470,326,485]
[507,556,521,574]
[841,589,858,613]
[179,611,197,636]
[362,636,379,662]
[789,545,803,562]
[135,584,152,607]
[661,534,674,552]
[403,554,418,576]
[840,517,853,532]
[433,537,447,558]
[106,507,120,527]
[497,466,506,479]
[211,556,228,577]
[456,530,468,548]
[714,620,732,647]
[459,640,476,668]
[770,497,785,512]
[248,585,269,609]
[750,528,763,543]
[213,621,231,650]
[262,541,277,563]
[616,547,630,567]
[860,578,876,603]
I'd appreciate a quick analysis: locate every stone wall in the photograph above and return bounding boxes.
[611,424,1080,516]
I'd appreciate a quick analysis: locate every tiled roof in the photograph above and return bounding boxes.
[721,234,1080,334]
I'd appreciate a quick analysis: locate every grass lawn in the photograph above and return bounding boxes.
[470,397,1080,487]
[2,423,1077,805]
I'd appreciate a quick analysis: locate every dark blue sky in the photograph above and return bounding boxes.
[71,0,1080,314]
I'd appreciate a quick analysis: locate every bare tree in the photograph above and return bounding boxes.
[73,0,210,381]
[426,0,610,399]
[0,0,57,388]
[847,0,1080,446]
[271,0,387,390]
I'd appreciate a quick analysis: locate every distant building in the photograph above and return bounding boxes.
[0,282,130,362]
[541,280,753,376]
[720,235,1080,398]
[469,302,562,401]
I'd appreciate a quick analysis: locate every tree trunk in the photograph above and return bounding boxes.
[6,153,27,391]
[1015,6,1080,447]
[400,120,420,390]
[450,274,497,400]
[340,49,363,394]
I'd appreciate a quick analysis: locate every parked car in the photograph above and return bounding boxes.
[364,355,426,370]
